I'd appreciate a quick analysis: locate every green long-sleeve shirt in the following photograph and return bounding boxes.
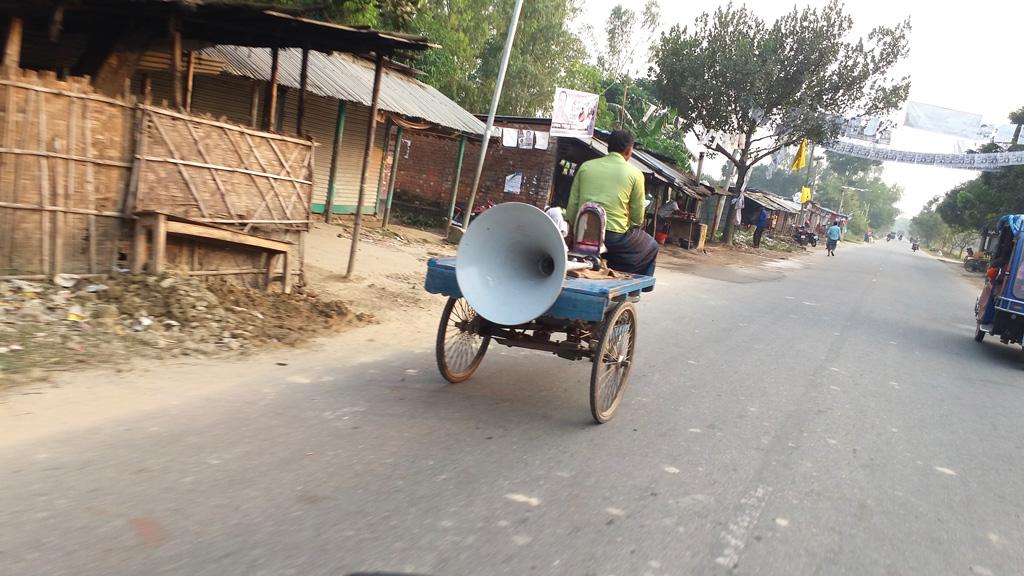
[566,152,645,234]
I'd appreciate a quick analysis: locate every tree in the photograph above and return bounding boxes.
[911,198,950,248]
[597,1,660,124]
[814,152,901,231]
[415,0,588,116]
[936,106,1024,233]
[650,0,910,244]
[414,0,496,105]
[745,155,805,198]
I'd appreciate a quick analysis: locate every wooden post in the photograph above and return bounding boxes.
[373,118,393,215]
[261,46,279,131]
[324,100,346,223]
[296,46,309,136]
[184,51,196,112]
[382,125,404,228]
[444,134,467,238]
[170,22,183,110]
[83,99,98,273]
[249,82,260,127]
[131,218,148,273]
[37,94,51,275]
[346,52,385,278]
[151,213,167,274]
[275,86,287,132]
[3,17,22,71]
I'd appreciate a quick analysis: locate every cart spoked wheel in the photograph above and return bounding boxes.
[436,297,491,383]
[590,301,636,423]
[975,324,986,342]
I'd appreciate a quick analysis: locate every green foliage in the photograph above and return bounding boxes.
[649,0,911,242]
[414,0,495,106]
[391,207,444,229]
[597,1,661,81]
[238,0,423,30]
[935,107,1024,233]
[599,79,693,171]
[910,200,950,247]
[813,154,902,232]
[414,0,587,116]
[748,150,902,233]
[746,158,805,198]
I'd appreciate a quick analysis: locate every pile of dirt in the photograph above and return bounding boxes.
[0,272,373,379]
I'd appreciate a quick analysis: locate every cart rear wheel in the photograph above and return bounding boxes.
[965,259,979,272]
[590,301,636,423]
[436,297,490,383]
[975,324,986,342]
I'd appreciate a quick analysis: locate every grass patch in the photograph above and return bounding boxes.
[391,208,445,230]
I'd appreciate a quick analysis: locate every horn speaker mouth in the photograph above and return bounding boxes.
[455,203,568,326]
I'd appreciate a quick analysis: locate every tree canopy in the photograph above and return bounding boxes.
[649,0,911,242]
[934,106,1024,233]
[748,151,902,237]
[239,0,423,30]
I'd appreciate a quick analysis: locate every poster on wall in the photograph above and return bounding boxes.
[518,130,535,149]
[504,172,523,194]
[550,87,600,138]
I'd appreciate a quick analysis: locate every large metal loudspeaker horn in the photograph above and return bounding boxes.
[456,202,577,326]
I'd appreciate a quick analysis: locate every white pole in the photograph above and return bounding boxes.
[460,0,525,231]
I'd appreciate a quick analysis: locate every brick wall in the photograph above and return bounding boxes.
[394,121,557,213]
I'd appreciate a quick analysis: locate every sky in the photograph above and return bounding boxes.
[574,0,1024,217]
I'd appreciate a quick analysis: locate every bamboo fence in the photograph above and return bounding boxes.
[0,69,314,281]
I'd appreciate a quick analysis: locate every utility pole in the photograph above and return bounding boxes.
[458,0,525,238]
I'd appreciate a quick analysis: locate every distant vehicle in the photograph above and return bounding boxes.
[974,214,1024,353]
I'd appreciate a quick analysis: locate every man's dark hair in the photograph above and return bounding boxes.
[607,130,635,154]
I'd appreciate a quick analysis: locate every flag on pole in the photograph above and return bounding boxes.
[791,139,807,171]
[799,186,811,203]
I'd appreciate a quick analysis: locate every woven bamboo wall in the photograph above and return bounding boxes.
[0,71,314,282]
[133,105,314,232]
[0,70,134,277]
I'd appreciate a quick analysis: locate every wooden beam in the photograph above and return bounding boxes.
[324,100,346,223]
[296,46,309,136]
[151,212,167,274]
[346,52,385,278]
[163,220,291,252]
[184,51,196,112]
[170,24,183,110]
[261,46,279,131]
[3,17,22,71]
[249,81,260,127]
[382,125,404,228]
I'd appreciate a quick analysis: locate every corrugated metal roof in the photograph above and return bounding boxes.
[745,190,801,213]
[573,137,665,180]
[631,150,715,200]
[203,45,486,136]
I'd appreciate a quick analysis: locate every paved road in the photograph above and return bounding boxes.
[2,240,1023,576]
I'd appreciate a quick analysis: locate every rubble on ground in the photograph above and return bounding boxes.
[0,271,374,371]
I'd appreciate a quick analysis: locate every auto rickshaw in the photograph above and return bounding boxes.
[974,214,1024,349]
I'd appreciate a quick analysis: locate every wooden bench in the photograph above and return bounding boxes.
[131,211,294,293]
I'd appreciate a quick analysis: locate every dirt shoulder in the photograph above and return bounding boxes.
[0,221,808,392]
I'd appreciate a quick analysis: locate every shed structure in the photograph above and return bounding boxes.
[0,0,449,283]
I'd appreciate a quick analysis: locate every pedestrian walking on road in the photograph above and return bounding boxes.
[826,221,842,256]
[753,207,768,248]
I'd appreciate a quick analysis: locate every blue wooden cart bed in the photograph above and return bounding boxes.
[424,256,656,423]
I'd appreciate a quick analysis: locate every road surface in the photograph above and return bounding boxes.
[2,240,1022,575]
